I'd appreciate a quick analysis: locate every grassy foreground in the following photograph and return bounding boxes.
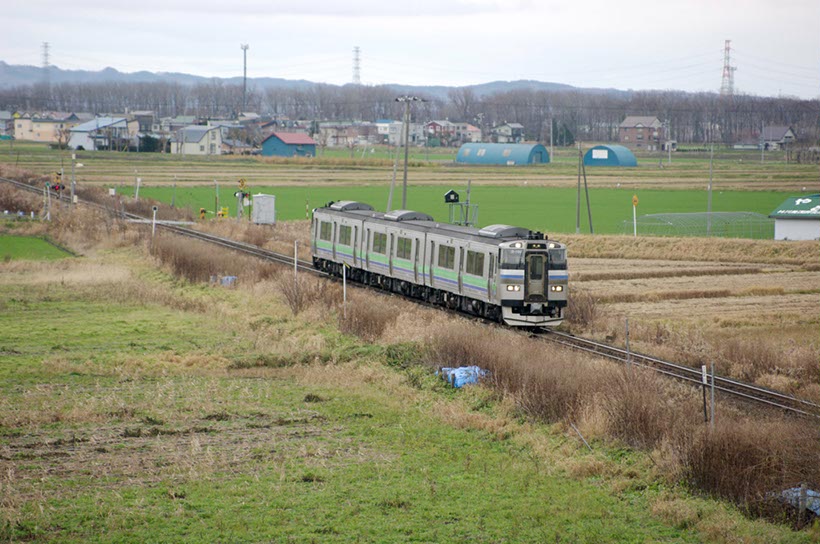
[0,234,72,261]
[2,248,811,543]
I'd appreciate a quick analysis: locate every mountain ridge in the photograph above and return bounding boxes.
[0,61,628,100]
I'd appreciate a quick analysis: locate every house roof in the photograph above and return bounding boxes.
[620,116,661,128]
[263,132,316,145]
[769,194,820,219]
[223,138,252,148]
[177,125,219,143]
[762,126,794,141]
[70,117,128,133]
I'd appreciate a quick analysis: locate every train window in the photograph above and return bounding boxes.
[500,249,525,269]
[396,237,412,259]
[372,232,387,254]
[338,225,352,246]
[489,254,495,279]
[438,245,455,269]
[319,221,332,241]
[548,248,567,270]
[465,250,484,276]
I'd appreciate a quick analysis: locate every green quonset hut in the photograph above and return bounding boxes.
[583,144,637,167]
[456,143,549,165]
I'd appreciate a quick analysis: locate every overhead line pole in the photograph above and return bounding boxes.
[396,95,422,210]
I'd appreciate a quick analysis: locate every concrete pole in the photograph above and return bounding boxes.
[401,100,411,210]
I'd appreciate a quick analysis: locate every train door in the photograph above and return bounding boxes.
[429,241,435,287]
[413,239,419,283]
[332,222,337,260]
[525,253,547,301]
[389,233,394,275]
[353,226,358,266]
[365,229,370,268]
[458,247,464,293]
[487,253,495,299]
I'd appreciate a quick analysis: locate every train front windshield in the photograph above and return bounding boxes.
[500,249,525,269]
[548,248,566,269]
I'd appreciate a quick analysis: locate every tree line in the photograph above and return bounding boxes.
[2,80,818,145]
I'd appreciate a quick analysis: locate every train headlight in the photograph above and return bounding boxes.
[548,242,557,249]
[550,285,563,292]
[506,285,521,292]
[512,242,523,249]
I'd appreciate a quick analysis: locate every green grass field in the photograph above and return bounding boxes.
[125,184,794,235]
[0,234,72,261]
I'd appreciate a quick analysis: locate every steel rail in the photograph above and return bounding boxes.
[4,175,819,418]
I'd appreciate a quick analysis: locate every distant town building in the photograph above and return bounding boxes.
[492,123,524,144]
[170,125,223,155]
[769,194,820,240]
[0,111,13,136]
[618,116,664,150]
[261,132,316,157]
[68,117,139,151]
[583,144,637,167]
[14,112,81,145]
[456,143,549,165]
[761,126,796,150]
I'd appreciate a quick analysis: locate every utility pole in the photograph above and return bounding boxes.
[396,95,422,210]
[241,44,249,113]
[549,114,554,162]
[70,153,76,207]
[576,143,581,234]
[707,144,714,235]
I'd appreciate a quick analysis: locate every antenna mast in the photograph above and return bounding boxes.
[241,44,249,113]
[352,46,361,85]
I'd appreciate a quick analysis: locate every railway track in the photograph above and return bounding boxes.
[538,330,820,419]
[4,175,820,419]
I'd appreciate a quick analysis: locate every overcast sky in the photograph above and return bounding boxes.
[4,0,819,98]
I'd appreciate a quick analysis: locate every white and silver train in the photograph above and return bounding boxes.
[311,201,568,327]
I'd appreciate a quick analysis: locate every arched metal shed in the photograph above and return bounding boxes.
[456,143,549,165]
[583,144,637,167]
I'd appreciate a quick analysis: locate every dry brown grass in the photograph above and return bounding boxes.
[685,419,820,514]
[149,233,280,283]
[563,234,820,267]
[564,289,601,330]
[277,274,340,316]
[337,295,399,342]
[421,318,820,519]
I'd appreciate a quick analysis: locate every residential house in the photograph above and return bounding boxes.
[261,132,316,157]
[222,138,254,155]
[0,111,13,137]
[14,112,82,145]
[492,123,524,144]
[170,125,223,155]
[618,116,665,150]
[130,111,156,133]
[158,116,197,134]
[68,117,139,150]
[762,126,796,150]
[453,123,482,143]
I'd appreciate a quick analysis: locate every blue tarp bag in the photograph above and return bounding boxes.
[439,366,487,388]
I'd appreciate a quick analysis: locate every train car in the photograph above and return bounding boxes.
[311,201,567,327]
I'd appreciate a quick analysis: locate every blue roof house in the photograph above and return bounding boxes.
[261,132,317,157]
